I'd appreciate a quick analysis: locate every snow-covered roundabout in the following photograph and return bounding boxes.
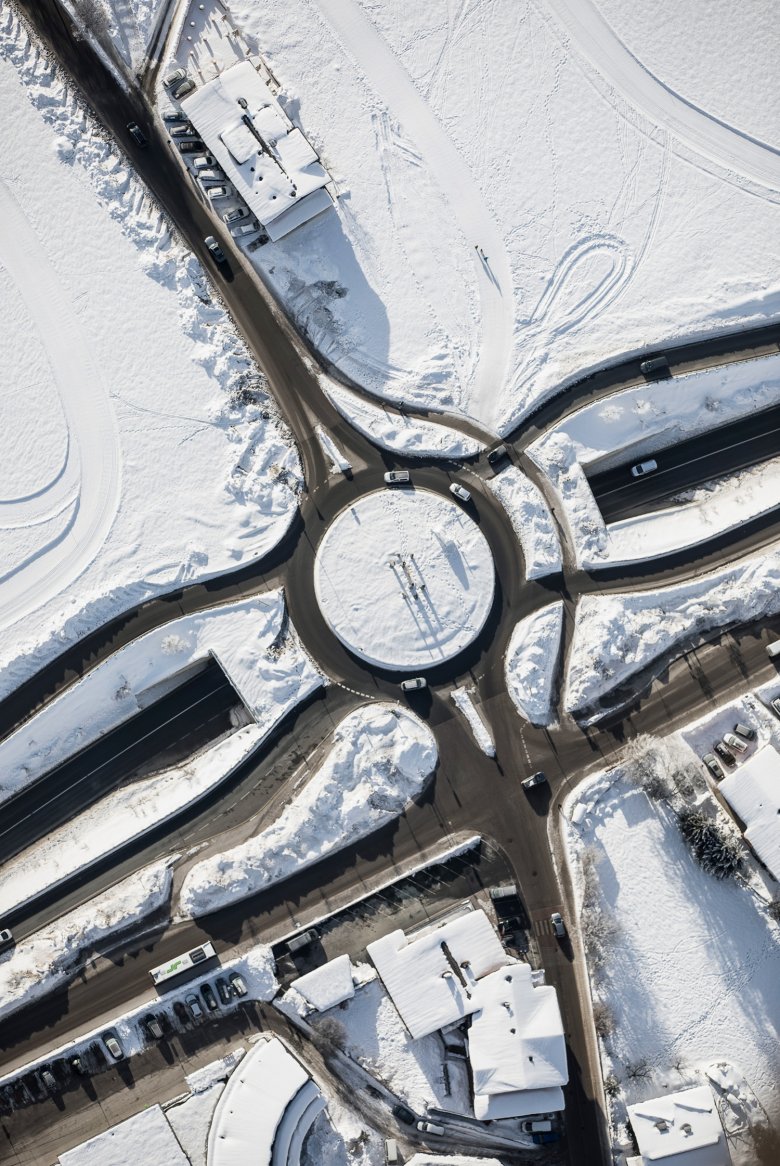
[314,488,495,670]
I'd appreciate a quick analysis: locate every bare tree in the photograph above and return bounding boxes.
[592,1001,614,1039]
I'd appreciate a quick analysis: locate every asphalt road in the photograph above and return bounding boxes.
[589,399,780,522]
[5,4,780,1165]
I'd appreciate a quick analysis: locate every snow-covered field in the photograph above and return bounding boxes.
[565,760,780,1163]
[0,9,300,696]
[530,355,780,568]
[505,603,564,726]
[214,0,780,434]
[486,468,562,579]
[0,591,322,805]
[179,703,437,916]
[565,541,780,718]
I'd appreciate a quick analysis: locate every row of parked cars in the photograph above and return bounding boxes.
[702,721,756,779]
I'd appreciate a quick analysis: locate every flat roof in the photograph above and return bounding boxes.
[719,744,780,879]
[181,61,331,239]
[292,953,355,1012]
[627,1085,728,1164]
[59,1105,188,1166]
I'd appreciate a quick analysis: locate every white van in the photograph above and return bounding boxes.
[384,1139,400,1164]
[767,641,780,659]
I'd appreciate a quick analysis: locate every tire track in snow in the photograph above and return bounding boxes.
[0,180,122,630]
[314,0,513,433]
[544,0,780,194]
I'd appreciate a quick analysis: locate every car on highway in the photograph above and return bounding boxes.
[164,68,187,89]
[766,641,780,659]
[723,732,748,754]
[384,469,410,485]
[206,185,231,201]
[449,481,471,502]
[223,206,249,225]
[126,122,147,148]
[216,978,233,1005]
[400,676,427,692]
[142,1014,165,1041]
[204,236,226,265]
[416,1120,444,1136]
[550,912,566,938]
[522,770,547,790]
[630,458,657,478]
[487,444,508,470]
[229,972,248,997]
[102,1032,124,1060]
[713,742,736,767]
[201,983,219,1012]
[702,752,723,780]
[392,1103,415,1126]
[0,927,14,954]
[639,355,670,377]
[733,722,756,741]
[172,78,196,100]
[186,994,204,1020]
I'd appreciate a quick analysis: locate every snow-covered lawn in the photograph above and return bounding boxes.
[0,10,300,696]
[564,766,780,1164]
[179,703,437,917]
[530,354,780,568]
[214,0,780,434]
[486,468,562,579]
[0,591,322,805]
[505,602,564,726]
[564,541,780,718]
[0,860,173,1025]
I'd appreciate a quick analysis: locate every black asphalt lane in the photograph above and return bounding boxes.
[588,400,780,522]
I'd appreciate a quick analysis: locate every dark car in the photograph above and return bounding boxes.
[69,1054,87,1076]
[639,354,670,377]
[702,753,723,780]
[204,235,226,264]
[772,697,780,719]
[127,122,147,148]
[487,444,508,469]
[40,1068,58,1095]
[392,1102,416,1126]
[179,139,206,153]
[713,742,736,767]
[216,978,233,1005]
[143,1014,165,1041]
[228,972,248,997]
[201,983,219,1012]
[734,722,756,741]
[522,770,547,790]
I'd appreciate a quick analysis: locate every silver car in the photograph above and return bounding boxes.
[630,459,657,478]
[550,912,566,938]
[449,482,471,502]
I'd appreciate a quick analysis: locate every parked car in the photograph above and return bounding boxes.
[170,122,195,137]
[186,994,203,1020]
[197,168,224,182]
[164,67,187,89]
[416,1120,445,1136]
[142,1014,164,1041]
[487,444,508,469]
[179,140,206,153]
[767,641,780,659]
[206,185,231,201]
[392,1102,415,1126]
[229,972,248,997]
[40,1068,58,1095]
[102,1032,123,1060]
[201,983,219,1012]
[734,722,756,741]
[522,770,547,790]
[163,112,187,123]
[550,912,566,938]
[630,459,658,478]
[126,122,147,148]
[639,355,670,377]
[400,676,427,692]
[216,978,233,1005]
[385,1138,400,1165]
[384,469,410,485]
[69,1055,87,1076]
[191,154,216,169]
[449,482,471,502]
[723,732,748,754]
[204,235,226,263]
[713,741,736,767]
[223,206,249,225]
[0,928,14,954]
[231,221,261,239]
[772,697,780,718]
[702,753,723,780]
[173,1000,191,1027]
[287,929,318,954]
[522,1120,552,1133]
[172,78,196,100]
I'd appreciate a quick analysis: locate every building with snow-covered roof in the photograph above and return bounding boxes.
[59,1105,188,1166]
[181,61,333,242]
[207,1036,325,1166]
[290,953,355,1013]
[719,745,780,880]
[627,1085,728,1165]
[468,962,567,1119]
[367,909,511,1040]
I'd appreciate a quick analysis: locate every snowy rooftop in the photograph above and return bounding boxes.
[468,962,567,1120]
[59,1105,188,1166]
[719,745,780,880]
[627,1085,728,1164]
[291,954,355,1012]
[207,1036,325,1166]
[367,910,510,1040]
[181,61,332,240]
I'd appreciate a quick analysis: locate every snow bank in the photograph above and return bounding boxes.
[0,11,301,697]
[565,544,780,716]
[486,467,562,579]
[166,1085,226,1166]
[179,703,437,917]
[505,603,564,725]
[315,425,352,474]
[78,0,164,73]
[0,591,322,805]
[324,381,483,459]
[451,687,496,757]
[59,1104,189,1166]
[0,726,264,917]
[530,355,780,568]
[0,860,172,1024]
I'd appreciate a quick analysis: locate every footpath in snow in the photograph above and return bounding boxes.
[180,703,437,917]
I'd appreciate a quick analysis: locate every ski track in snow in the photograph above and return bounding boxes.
[314,0,513,431]
[545,0,780,193]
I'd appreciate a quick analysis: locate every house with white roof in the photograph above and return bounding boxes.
[627,1085,729,1166]
[718,744,780,880]
[181,61,333,242]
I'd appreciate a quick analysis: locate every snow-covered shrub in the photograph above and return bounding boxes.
[604,1073,620,1098]
[592,1000,614,1038]
[678,807,743,879]
[313,1016,347,1055]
